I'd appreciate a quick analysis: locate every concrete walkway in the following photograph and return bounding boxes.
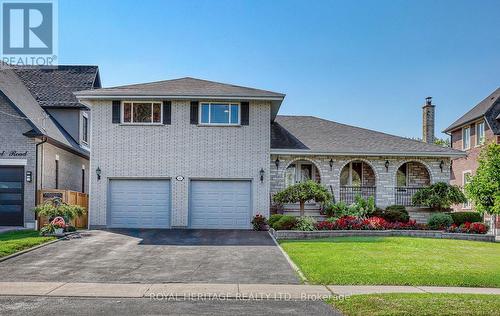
[0,282,499,300]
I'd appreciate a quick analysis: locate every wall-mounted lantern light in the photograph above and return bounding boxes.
[440,160,445,172]
[329,159,334,171]
[96,167,102,180]
[385,160,390,172]
[26,171,32,183]
[275,157,280,169]
[260,168,265,182]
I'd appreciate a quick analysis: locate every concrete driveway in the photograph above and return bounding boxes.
[0,229,299,284]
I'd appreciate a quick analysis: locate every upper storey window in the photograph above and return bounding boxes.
[200,102,240,125]
[476,121,485,146]
[462,126,470,150]
[122,102,162,124]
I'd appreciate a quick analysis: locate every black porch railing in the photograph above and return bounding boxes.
[394,187,425,206]
[339,186,376,205]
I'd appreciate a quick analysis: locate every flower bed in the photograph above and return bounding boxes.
[315,216,427,231]
[446,222,489,234]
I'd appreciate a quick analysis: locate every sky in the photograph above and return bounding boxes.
[58,0,500,139]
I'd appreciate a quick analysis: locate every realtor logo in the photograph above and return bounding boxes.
[1,0,57,66]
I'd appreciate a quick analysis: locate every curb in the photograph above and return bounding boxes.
[0,236,63,263]
[268,230,308,284]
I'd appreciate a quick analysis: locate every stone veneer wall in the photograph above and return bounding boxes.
[270,155,451,208]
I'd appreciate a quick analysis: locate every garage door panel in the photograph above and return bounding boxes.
[109,179,170,228]
[190,180,251,229]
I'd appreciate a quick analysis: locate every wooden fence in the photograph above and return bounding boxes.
[37,189,88,229]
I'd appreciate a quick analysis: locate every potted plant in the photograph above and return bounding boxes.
[51,217,66,235]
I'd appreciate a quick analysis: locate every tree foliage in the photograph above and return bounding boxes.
[412,182,467,211]
[465,143,500,215]
[273,180,332,216]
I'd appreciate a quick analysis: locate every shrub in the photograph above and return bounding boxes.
[449,212,483,226]
[322,201,348,218]
[427,213,454,230]
[447,222,489,234]
[296,216,316,231]
[412,182,467,211]
[382,205,410,223]
[33,198,86,222]
[271,215,297,230]
[251,214,268,231]
[268,214,283,228]
[273,180,332,216]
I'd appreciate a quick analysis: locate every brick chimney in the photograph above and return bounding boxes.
[422,96,435,143]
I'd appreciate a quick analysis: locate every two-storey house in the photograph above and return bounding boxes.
[76,78,463,229]
[0,65,100,228]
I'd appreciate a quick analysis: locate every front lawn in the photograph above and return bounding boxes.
[0,230,55,258]
[329,293,500,316]
[280,237,500,287]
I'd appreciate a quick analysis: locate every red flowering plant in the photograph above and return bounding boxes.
[315,216,428,231]
[447,222,489,234]
[51,216,66,229]
[251,213,268,231]
[315,221,336,230]
[362,217,388,230]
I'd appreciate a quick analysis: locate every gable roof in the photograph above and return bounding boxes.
[75,77,285,119]
[444,87,500,133]
[0,65,98,157]
[12,65,100,109]
[272,115,464,157]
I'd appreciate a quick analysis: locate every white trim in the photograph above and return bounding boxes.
[76,95,284,101]
[198,102,240,125]
[462,170,472,209]
[81,112,89,145]
[462,126,471,150]
[0,159,27,166]
[475,121,485,147]
[121,101,163,125]
[270,149,465,158]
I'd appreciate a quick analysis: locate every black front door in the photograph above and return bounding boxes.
[0,166,24,226]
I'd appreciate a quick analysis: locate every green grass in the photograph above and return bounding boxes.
[329,293,500,316]
[0,230,55,258]
[280,237,500,287]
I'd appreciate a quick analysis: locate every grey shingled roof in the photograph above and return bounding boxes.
[12,65,100,108]
[444,87,500,133]
[0,66,94,157]
[272,115,464,157]
[74,77,284,98]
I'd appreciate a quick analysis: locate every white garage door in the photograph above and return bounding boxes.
[109,179,170,228]
[190,180,251,229]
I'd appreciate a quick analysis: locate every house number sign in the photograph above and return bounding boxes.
[176,176,184,181]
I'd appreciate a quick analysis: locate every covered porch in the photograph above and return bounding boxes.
[270,155,443,217]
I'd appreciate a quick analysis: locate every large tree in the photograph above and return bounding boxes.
[465,143,500,232]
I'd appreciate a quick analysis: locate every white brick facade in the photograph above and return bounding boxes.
[270,155,451,208]
[88,100,271,227]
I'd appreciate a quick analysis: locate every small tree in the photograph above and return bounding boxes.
[412,182,467,211]
[273,180,332,216]
[465,143,500,233]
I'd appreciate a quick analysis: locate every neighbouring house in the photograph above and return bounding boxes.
[75,78,464,229]
[444,87,500,231]
[0,65,100,228]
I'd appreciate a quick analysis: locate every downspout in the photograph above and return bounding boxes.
[34,136,47,228]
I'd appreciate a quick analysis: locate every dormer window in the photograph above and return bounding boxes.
[122,102,162,124]
[199,102,240,125]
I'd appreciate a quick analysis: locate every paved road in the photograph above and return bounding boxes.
[0,229,299,284]
[0,296,342,316]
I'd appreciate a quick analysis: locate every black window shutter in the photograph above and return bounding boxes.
[112,100,121,123]
[241,102,249,125]
[190,101,199,124]
[163,101,171,125]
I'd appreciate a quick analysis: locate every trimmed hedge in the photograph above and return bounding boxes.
[428,213,453,230]
[449,212,483,226]
[372,205,410,223]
